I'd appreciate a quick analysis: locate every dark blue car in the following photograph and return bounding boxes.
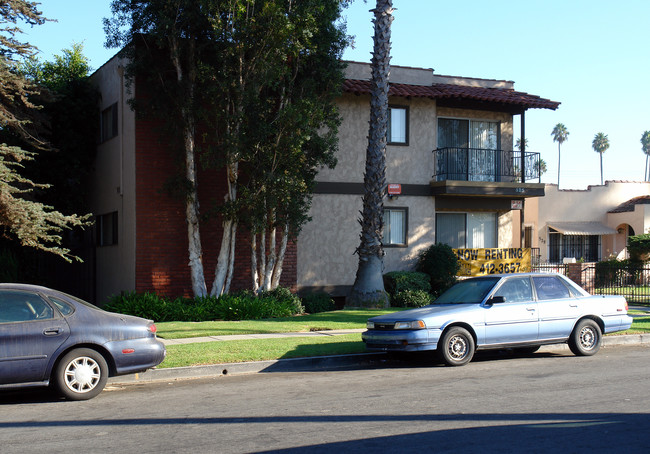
[0,283,166,400]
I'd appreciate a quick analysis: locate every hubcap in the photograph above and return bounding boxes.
[579,326,596,350]
[64,356,101,394]
[448,335,468,360]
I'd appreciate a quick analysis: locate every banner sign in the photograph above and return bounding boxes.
[453,248,532,276]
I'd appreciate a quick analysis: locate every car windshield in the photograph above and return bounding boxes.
[433,277,500,304]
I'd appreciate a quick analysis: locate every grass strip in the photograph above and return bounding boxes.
[156,309,399,339]
[159,333,364,368]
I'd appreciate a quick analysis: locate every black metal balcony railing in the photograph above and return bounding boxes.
[432,147,541,183]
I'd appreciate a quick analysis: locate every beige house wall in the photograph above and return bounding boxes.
[536,181,650,262]
[90,57,137,303]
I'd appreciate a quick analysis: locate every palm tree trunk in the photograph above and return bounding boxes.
[557,143,561,186]
[347,0,393,308]
[600,152,604,185]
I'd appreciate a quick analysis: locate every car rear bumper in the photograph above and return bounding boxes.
[105,337,167,376]
[362,329,440,352]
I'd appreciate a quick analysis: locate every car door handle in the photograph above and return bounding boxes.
[43,328,61,336]
[569,304,578,308]
[526,307,536,312]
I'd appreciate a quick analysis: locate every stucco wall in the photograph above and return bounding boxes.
[90,57,137,303]
[538,181,650,261]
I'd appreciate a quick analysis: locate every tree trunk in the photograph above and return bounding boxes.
[600,153,603,185]
[557,143,561,186]
[347,0,393,308]
[170,36,207,297]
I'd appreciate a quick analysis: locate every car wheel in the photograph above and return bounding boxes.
[440,327,475,366]
[54,348,109,400]
[568,319,602,356]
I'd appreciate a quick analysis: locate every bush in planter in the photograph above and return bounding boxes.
[301,292,336,313]
[416,243,460,297]
[383,271,431,297]
[391,289,432,308]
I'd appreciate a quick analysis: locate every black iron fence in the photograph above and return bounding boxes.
[432,147,541,182]
[581,263,650,304]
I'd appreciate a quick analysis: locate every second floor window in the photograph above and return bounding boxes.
[96,212,118,246]
[388,106,408,145]
[101,103,118,143]
[438,118,500,150]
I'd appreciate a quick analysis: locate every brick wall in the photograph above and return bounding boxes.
[134,117,297,298]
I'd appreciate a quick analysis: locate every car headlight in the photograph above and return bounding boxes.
[367,321,375,329]
[394,320,426,330]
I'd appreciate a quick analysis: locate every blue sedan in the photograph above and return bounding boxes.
[0,284,166,400]
[362,273,633,366]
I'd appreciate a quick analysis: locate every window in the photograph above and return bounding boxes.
[383,208,407,246]
[438,118,500,149]
[533,276,571,300]
[437,118,501,182]
[96,212,118,246]
[436,212,497,249]
[548,228,600,263]
[388,106,408,145]
[494,277,533,303]
[0,291,54,323]
[100,103,118,142]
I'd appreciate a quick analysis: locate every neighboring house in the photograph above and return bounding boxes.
[525,181,650,264]
[296,62,559,297]
[88,57,559,303]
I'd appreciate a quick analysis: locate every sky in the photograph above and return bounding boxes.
[22,0,650,190]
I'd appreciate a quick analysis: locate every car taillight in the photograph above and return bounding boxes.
[625,301,629,312]
[148,324,157,334]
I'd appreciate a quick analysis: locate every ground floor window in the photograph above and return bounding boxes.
[96,211,118,246]
[548,229,600,262]
[436,212,497,249]
[383,208,407,246]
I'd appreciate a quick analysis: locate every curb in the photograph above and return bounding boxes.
[107,334,650,386]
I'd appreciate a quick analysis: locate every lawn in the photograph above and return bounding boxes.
[156,309,400,339]
[155,309,650,369]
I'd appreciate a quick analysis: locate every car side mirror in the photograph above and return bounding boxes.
[486,296,506,306]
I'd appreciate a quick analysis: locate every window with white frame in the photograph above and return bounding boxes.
[383,208,407,246]
[436,212,496,249]
[388,106,408,145]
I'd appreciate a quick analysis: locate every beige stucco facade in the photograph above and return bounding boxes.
[297,62,524,295]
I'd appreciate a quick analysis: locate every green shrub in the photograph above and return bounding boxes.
[390,289,432,308]
[104,287,304,322]
[301,292,336,313]
[416,243,460,297]
[628,234,650,262]
[383,271,431,297]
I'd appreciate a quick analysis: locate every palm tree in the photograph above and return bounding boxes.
[347,0,393,308]
[641,131,650,181]
[551,123,569,186]
[592,132,610,185]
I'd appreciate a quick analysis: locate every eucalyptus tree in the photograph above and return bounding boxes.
[0,1,91,261]
[592,132,609,185]
[551,123,569,186]
[105,0,348,296]
[347,0,393,308]
[641,131,650,181]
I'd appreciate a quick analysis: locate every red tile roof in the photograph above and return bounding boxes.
[342,79,560,111]
[608,195,650,213]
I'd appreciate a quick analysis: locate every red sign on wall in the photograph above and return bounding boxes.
[387,184,402,195]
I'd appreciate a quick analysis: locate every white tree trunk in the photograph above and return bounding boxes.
[271,223,289,290]
[170,36,207,297]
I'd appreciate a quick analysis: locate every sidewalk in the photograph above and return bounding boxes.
[107,330,650,387]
